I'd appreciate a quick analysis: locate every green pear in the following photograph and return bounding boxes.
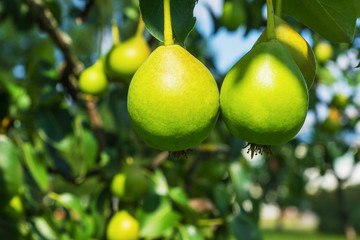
[106,210,139,240]
[127,45,219,151]
[78,59,108,96]
[221,0,246,31]
[255,15,316,89]
[110,164,149,202]
[105,36,151,83]
[314,41,333,63]
[322,107,342,133]
[220,40,308,149]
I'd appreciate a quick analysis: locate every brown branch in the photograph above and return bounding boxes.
[47,167,103,185]
[150,151,170,169]
[84,97,106,154]
[24,0,107,154]
[149,144,230,170]
[23,0,83,77]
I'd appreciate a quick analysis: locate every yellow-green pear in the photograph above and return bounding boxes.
[220,40,308,153]
[78,60,108,96]
[127,45,219,151]
[314,41,333,63]
[105,36,151,83]
[255,15,316,89]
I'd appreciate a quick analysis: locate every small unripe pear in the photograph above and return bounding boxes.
[78,60,108,96]
[314,41,333,63]
[105,36,151,83]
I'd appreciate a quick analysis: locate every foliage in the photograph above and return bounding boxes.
[0,0,359,239]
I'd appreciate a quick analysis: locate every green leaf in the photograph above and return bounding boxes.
[0,136,22,207]
[137,195,181,238]
[213,183,231,216]
[228,161,251,203]
[227,213,262,240]
[280,0,356,43]
[56,128,98,177]
[151,169,169,195]
[32,216,58,239]
[178,225,204,240]
[22,143,48,191]
[353,0,360,17]
[35,105,73,142]
[51,192,85,217]
[139,0,196,45]
[169,187,197,217]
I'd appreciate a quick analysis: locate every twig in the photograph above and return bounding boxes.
[149,144,229,170]
[47,167,102,184]
[24,0,106,155]
[151,151,170,169]
[84,97,106,154]
[23,0,83,77]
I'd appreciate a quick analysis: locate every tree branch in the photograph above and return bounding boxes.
[47,167,103,185]
[84,97,106,154]
[24,0,107,158]
[23,0,83,77]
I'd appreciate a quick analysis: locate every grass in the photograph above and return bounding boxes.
[262,230,347,240]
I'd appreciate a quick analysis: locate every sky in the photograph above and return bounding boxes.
[194,0,262,74]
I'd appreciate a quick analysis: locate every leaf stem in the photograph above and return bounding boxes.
[135,15,145,38]
[275,0,282,17]
[266,0,276,41]
[164,0,174,46]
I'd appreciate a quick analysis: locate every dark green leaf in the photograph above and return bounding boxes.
[178,225,204,240]
[227,213,262,240]
[0,136,22,207]
[137,195,181,238]
[35,105,73,142]
[169,187,197,217]
[229,161,251,203]
[139,0,196,45]
[22,143,48,191]
[0,211,21,240]
[280,0,357,43]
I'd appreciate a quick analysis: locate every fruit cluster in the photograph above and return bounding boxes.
[79,0,317,158]
[78,17,150,97]
[127,2,314,158]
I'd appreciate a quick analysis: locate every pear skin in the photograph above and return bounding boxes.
[128,45,219,151]
[78,60,108,96]
[220,40,308,146]
[255,16,316,89]
[106,36,151,83]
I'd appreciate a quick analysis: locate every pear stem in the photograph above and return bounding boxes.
[135,15,145,38]
[164,0,174,46]
[111,21,120,44]
[266,0,276,41]
[104,0,120,44]
[275,0,282,17]
[94,0,105,58]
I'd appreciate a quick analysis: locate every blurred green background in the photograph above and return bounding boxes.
[0,0,359,239]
